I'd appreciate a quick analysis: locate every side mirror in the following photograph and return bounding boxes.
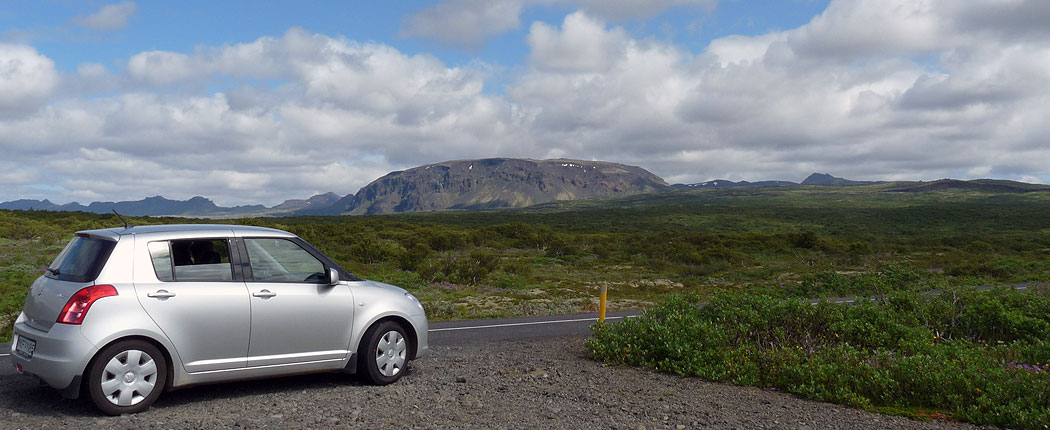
[327,267,340,286]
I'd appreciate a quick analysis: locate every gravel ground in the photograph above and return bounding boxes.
[1,337,986,430]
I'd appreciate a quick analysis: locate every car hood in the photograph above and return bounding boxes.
[350,279,409,295]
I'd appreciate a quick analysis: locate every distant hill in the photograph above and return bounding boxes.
[886,179,1050,193]
[0,196,264,217]
[0,199,65,211]
[6,166,1048,218]
[310,158,670,215]
[672,179,798,189]
[272,192,341,210]
[801,173,885,186]
[671,173,881,189]
[1,158,668,217]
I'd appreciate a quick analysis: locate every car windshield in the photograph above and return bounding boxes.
[46,235,117,283]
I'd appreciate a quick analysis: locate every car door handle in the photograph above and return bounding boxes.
[147,290,176,299]
[252,289,277,298]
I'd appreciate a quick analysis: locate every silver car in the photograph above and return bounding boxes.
[9,224,428,415]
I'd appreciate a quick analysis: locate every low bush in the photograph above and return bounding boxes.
[587,288,1050,429]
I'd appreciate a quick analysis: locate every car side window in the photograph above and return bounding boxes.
[244,238,326,283]
[148,239,234,282]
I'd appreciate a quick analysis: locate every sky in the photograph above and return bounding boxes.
[1,0,1049,206]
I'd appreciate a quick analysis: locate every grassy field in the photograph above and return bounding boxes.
[3,184,1050,342]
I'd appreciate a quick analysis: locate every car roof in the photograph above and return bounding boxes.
[77,224,294,240]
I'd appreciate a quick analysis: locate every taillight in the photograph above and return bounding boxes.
[56,284,117,325]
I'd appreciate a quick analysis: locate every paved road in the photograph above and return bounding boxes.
[428,310,640,345]
[0,310,641,377]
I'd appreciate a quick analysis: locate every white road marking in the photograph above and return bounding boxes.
[0,353,9,357]
[429,316,628,332]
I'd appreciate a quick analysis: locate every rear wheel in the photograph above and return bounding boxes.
[357,321,411,385]
[86,339,167,415]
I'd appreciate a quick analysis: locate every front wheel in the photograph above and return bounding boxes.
[86,339,168,415]
[357,321,411,385]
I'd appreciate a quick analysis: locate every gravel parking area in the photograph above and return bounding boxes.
[1,337,985,429]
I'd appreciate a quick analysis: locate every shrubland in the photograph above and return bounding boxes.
[2,185,1050,339]
[3,185,1049,426]
[587,287,1050,428]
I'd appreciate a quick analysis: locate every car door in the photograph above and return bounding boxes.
[239,236,355,367]
[134,234,251,373]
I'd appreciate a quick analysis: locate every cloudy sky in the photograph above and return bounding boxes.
[2,0,1048,206]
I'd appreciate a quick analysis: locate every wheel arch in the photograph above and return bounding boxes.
[83,335,176,393]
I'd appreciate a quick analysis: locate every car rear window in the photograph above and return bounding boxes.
[46,235,117,283]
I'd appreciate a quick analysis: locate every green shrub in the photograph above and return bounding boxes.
[587,289,1050,429]
[348,234,395,264]
[395,242,431,272]
[788,230,819,249]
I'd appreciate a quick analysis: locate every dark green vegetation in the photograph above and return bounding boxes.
[586,288,1050,429]
[3,184,1050,342]
[3,185,1049,424]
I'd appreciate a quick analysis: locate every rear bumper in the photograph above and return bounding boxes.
[10,312,97,399]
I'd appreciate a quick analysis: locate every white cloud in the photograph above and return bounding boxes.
[706,33,784,67]
[0,30,522,206]
[74,1,138,31]
[526,12,628,73]
[509,2,1050,185]
[4,1,1050,206]
[786,0,948,60]
[0,44,58,116]
[127,51,196,85]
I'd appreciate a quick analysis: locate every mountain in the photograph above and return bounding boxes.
[298,193,357,216]
[672,179,798,189]
[671,173,880,189]
[310,158,670,215]
[1,158,668,217]
[801,173,884,186]
[0,199,62,211]
[0,196,265,217]
[9,165,1047,218]
[272,192,342,210]
[89,196,218,216]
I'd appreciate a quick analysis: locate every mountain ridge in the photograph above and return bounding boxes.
[671,179,798,189]
[325,158,670,215]
[3,163,1047,217]
[801,173,885,186]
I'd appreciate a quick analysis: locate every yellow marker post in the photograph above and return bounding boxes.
[598,285,608,323]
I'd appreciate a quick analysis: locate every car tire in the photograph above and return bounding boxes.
[86,339,168,415]
[357,321,411,385]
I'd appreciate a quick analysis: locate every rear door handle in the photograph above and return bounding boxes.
[147,290,176,299]
[252,289,277,298]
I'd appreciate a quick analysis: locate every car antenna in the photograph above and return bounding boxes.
[112,209,132,230]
